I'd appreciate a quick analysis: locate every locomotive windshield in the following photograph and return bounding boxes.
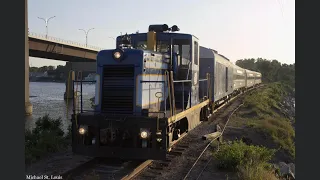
[116,33,193,68]
[136,40,170,53]
[173,39,191,66]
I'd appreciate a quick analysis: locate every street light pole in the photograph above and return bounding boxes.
[79,28,95,47]
[38,16,56,38]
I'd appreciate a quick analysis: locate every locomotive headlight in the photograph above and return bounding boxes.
[113,51,121,59]
[79,128,85,135]
[112,49,123,60]
[78,125,88,135]
[140,129,149,139]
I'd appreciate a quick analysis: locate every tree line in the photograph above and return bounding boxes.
[236,58,295,88]
[29,59,295,87]
[29,65,66,73]
[29,65,67,82]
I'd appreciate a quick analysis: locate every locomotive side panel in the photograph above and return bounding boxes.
[137,52,169,116]
[190,37,200,107]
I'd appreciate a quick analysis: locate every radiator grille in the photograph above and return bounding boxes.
[101,65,134,114]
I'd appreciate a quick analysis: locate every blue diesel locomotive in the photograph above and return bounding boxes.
[71,24,262,160]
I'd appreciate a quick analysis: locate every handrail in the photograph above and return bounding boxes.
[139,78,168,116]
[173,78,207,83]
[169,71,177,119]
[69,72,211,123]
[139,72,211,118]
[140,80,166,83]
[165,71,173,118]
[75,71,83,113]
[173,79,192,83]
[73,80,97,83]
[66,71,72,119]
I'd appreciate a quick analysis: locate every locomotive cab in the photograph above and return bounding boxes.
[72,24,201,160]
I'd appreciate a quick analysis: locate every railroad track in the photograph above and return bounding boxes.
[133,96,245,180]
[62,158,141,180]
[62,86,262,180]
[133,86,262,180]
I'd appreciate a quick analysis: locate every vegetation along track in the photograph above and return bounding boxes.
[133,86,262,180]
[62,86,262,180]
[182,102,244,180]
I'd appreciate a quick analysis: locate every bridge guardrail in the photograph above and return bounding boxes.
[28,32,104,51]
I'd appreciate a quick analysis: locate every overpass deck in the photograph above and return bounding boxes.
[28,32,103,52]
[28,32,105,62]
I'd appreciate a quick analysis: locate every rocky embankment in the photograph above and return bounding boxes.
[223,83,296,179]
[281,94,295,127]
[276,91,295,179]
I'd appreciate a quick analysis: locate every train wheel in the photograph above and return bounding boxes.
[172,128,180,141]
[201,106,210,121]
[211,103,215,114]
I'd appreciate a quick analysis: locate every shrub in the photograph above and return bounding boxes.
[213,141,275,171]
[213,141,276,180]
[258,118,295,158]
[25,115,69,164]
[237,163,277,180]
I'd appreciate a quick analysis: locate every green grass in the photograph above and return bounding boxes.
[235,82,295,158]
[243,82,286,117]
[237,162,278,180]
[258,118,295,158]
[214,141,275,171]
[25,115,70,164]
[213,141,277,180]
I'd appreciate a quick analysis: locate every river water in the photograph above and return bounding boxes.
[25,82,95,133]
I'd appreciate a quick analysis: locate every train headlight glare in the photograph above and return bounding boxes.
[78,125,88,135]
[140,131,148,139]
[79,128,86,135]
[113,51,121,59]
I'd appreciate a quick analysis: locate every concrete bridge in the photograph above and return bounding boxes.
[28,33,99,100]
[25,0,103,115]
[28,32,102,62]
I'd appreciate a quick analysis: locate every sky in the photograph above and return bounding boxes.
[28,0,295,67]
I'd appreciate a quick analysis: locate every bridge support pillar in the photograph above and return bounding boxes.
[64,70,75,100]
[25,0,33,116]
